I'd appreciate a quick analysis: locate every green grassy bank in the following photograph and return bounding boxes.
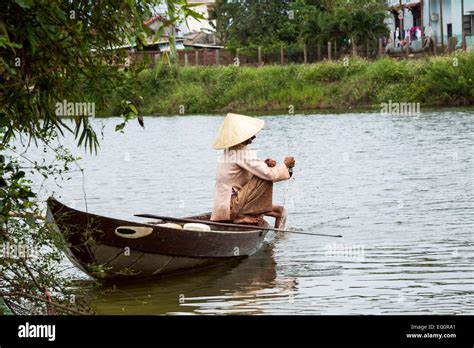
[106,52,474,116]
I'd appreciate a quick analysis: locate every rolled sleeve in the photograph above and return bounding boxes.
[237,151,290,182]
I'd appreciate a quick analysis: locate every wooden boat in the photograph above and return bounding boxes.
[46,197,271,280]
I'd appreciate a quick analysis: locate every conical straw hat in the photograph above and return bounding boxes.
[213,113,265,150]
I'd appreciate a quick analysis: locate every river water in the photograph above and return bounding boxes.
[30,110,473,314]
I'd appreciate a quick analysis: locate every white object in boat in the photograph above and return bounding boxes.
[159,222,183,229]
[183,223,211,232]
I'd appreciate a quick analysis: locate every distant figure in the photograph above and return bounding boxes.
[211,113,295,228]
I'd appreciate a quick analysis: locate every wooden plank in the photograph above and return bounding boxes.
[89,244,124,265]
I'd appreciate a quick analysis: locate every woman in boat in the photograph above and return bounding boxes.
[211,113,295,228]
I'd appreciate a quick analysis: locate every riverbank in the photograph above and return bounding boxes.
[105,52,473,116]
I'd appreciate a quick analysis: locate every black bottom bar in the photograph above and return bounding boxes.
[0,315,472,346]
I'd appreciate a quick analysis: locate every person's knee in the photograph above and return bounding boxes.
[273,205,284,214]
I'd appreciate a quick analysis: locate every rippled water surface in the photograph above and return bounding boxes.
[31,110,473,314]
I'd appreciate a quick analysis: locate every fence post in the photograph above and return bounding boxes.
[379,38,384,57]
[195,50,199,65]
[303,44,308,64]
[351,37,357,56]
[258,46,262,65]
[328,41,332,60]
[184,52,188,66]
[280,45,284,64]
[215,49,220,65]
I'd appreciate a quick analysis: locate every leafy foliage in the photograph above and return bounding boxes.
[212,0,291,48]
[213,0,388,51]
[0,0,194,314]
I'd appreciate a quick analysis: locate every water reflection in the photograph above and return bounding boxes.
[91,241,297,315]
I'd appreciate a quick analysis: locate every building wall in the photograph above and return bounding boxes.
[422,0,433,35]
[385,0,473,49]
[451,1,462,40]
[404,8,415,28]
[451,0,474,41]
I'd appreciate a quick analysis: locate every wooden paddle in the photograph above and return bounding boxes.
[134,214,343,238]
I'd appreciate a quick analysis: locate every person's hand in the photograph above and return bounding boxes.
[284,156,295,168]
[265,158,277,167]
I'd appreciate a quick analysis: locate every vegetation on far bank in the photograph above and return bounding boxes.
[104,52,474,116]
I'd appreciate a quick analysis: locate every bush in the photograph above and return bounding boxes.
[415,53,474,104]
[97,52,474,115]
[364,58,411,84]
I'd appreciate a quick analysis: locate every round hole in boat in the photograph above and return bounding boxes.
[115,226,153,239]
[117,228,136,235]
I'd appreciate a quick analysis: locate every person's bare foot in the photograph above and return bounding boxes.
[264,205,286,229]
[233,215,263,225]
[277,207,287,229]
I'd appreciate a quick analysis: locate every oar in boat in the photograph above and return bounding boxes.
[134,214,343,238]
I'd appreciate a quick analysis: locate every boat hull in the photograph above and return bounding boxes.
[46,198,270,280]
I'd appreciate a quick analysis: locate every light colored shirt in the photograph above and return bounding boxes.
[211,145,290,221]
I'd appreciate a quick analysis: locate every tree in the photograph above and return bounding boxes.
[212,0,291,48]
[0,0,198,314]
[283,0,330,46]
[212,0,388,55]
[330,4,388,54]
[281,0,389,56]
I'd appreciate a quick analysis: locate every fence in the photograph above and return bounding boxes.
[127,36,472,67]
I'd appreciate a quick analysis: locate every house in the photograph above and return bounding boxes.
[185,0,216,34]
[143,15,185,52]
[182,31,223,50]
[178,0,223,49]
[385,0,474,51]
[124,9,225,67]
[142,3,222,51]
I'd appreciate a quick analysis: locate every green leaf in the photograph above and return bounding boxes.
[15,0,34,9]
[115,123,126,132]
[129,104,138,115]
